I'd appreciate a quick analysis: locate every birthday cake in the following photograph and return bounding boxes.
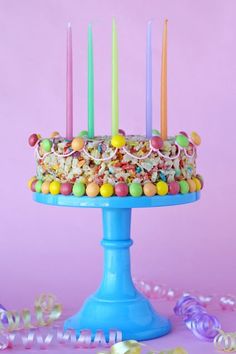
[28,131,203,197]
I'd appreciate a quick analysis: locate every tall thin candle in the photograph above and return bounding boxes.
[88,24,94,138]
[112,19,119,136]
[160,19,168,141]
[146,21,152,138]
[66,23,73,140]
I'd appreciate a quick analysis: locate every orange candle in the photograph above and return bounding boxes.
[160,19,168,140]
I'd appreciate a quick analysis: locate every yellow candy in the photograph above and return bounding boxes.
[100,183,114,198]
[192,177,201,191]
[50,131,60,138]
[41,181,51,194]
[143,182,156,197]
[49,181,61,195]
[37,134,42,139]
[156,181,168,196]
[191,131,201,146]
[86,182,100,197]
[187,179,196,193]
[71,137,85,151]
[27,176,37,190]
[172,347,188,354]
[111,135,126,148]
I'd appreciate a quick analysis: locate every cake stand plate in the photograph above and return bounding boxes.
[33,192,200,341]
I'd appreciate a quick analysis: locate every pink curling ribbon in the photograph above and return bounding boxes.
[134,278,236,311]
[0,327,122,350]
[174,295,221,341]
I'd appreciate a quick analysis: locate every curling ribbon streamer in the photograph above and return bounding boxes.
[174,295,221,341]
[0,294,62,332]
[0,327,122,350]
[97,340,188,354]
[134,278,236,311]
[214,329,236,352]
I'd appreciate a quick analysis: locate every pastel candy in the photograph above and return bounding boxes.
[49,181,61,195]
[73,182,86,197]
[187,179,196,193]
[143,182,156,197]
[100,183,114,197]
[176,135,189,148]
[72,137,84,151]
[60,183,72,195]
[28,176,37,190]
[191,131,201,146]
[192,177,201,191]
[151,136,164,150]
[111,135,126,148]
[115,183,128,197]
[129,183,142,197]
[28,134,38,147]
[35,180,43,193]
[86,182,100,197]
[156,181,168,196]
[179,180,189,194]
[41,139,52,152]
[41,181,51,194]
[31,179,38,192]
[168,181,180,195]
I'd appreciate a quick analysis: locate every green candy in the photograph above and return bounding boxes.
[152,129,160,136]
[129,183,143,197]
[78,130,88,138]
[179,180,189,194]
[176,135,189,148]
[41,139,52,152]
[73,182,86,197]
[35,180,43,193]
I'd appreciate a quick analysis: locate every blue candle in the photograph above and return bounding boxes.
[146,21,152,139]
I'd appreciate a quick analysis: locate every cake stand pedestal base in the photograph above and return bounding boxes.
[34,192,200,341]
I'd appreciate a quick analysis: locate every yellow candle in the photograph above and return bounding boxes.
[160,19,168,141]
[112,19,119,136]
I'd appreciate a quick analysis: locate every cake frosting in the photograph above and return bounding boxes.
[28,131,203,197]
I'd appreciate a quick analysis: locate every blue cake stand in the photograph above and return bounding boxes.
[33,192,200,341]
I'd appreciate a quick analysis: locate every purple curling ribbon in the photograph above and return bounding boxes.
[174,295,221,341]
[0,305,7,324]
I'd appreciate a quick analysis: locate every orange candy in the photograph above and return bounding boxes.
[187,179,196,193]
[71,137,85,151]
[86,182,100,197]
[143,182,156,197]
[191,132,201,146]
[41,181,51,194]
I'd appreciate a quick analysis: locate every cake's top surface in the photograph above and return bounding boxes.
[28,131,203,197]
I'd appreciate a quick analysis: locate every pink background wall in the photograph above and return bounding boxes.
[0,0,235,311]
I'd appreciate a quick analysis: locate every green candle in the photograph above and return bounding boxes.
[112,19,119,136]
[88,24,94,139]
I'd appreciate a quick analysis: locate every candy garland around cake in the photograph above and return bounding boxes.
[28,130,203,198]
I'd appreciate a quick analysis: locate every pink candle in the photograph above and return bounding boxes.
[66,23,73,140]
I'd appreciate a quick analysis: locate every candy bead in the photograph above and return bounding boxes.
[111,135,126,148]
[118,129,126,136]
[71,137,84,151]
[176,135,189,148]
[73,182,86,197]
[41,181,51,194]
[35,180,43,193]
[168,181,180,195]
[150,136,164,150]
[78,130,88,137]
[50,131,60,138]
[31,179,38,192]
[187,179,196,193]
[192,177,201,191]
[179,180,190,194]
[172,348,188,354]
[129,183,143,197]
[28,176,37,190]
[143,182,156,197]
[179,131,188,138]
[49,181,61,195]
[196,174,204,189]
[60,183,72,195]
[41,139,52,152]
[156,181,168,196]
[152,129,160,136]
[28,133,39,147]
[115,183,128,197]
[191,131,201,146]
[100,183,114,198]
[86,182,100,197]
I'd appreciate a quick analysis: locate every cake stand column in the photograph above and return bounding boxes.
[64,206,171,341]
